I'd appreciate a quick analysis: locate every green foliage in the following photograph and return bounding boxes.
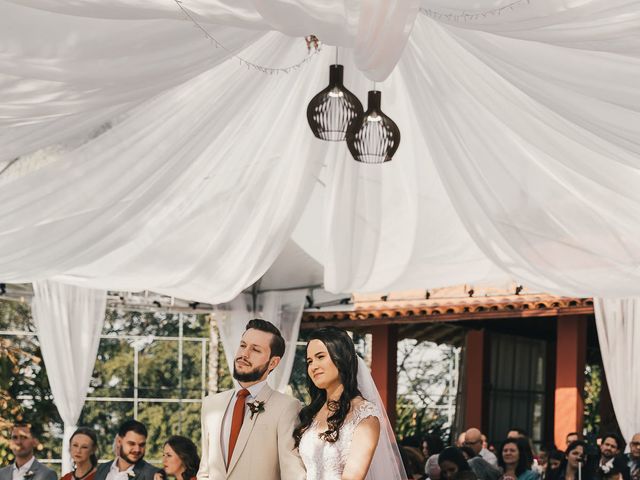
[0,302,218,470]
[583,363,602,436]
[395,339,458,443]
[288,344,311,405]
[78,310,214,465]
[0,300,61,466]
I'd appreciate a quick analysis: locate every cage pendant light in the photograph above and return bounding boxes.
[346,90,400,164]
[307,64,364,141]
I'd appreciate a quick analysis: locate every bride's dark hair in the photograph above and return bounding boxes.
[293,327,361,447]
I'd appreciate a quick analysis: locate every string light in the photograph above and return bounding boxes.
[421,0,530,23]
[174,0,322,74]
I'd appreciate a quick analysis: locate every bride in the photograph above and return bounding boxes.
[293,327,407,480]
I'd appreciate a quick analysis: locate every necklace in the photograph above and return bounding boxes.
[326,400,339,412]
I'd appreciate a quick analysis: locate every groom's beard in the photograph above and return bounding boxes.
[120,450,144,465]
[233,358,270,382]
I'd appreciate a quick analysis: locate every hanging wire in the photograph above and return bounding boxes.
[421,0,530,23]
[173,0,322,74]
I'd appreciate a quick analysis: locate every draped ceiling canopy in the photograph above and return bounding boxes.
[1,0,640,303]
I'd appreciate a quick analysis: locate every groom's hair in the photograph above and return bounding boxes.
[245,319,285,358]
[118,419,148,438]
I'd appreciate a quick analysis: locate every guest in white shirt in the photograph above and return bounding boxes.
[94,420,159,480]
[0,424,56,480]
[465,428,499,467]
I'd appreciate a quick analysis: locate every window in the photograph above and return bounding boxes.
[487,333,546,448]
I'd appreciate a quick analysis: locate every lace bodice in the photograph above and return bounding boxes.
[299,400,381,480]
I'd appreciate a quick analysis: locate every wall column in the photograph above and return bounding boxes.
[554,315,587,448]
[371,324,398,427]
[463,329,486,429]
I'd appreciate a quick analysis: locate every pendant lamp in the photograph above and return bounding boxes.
[307,64,363,141]
[346,90,400,163]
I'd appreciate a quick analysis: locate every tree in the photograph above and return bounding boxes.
[395,339,459,443]
[0,300,61,465]
[77,310,213,462]
[0,302,216,471]
[583,363,602,437]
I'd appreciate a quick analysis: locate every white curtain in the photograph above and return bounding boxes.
[0,0,639,301]
[31,280,107,474]
[214,290,306,392]
[594,298,640,444]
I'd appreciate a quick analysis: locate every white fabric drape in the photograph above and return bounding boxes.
[214,290,306,392]
[594,298,640,444]
[356,356,407,480]
[3,0,418,82]
[31,280,106,474]
[0,0,639,301]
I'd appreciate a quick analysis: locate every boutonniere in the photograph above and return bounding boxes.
[126,471,136,478]
[247,400,265,420]
[24,471,35,480]
[600,464,612,474]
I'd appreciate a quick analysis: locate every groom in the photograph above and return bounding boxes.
[197,319,305,480]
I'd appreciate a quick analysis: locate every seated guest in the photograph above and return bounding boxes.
[600,464,626,480]
[538,445,558,472]
[506,429,536,470]
[498,438,540,480]
[153,436,199,480]
[422,436,445,479]
[627,433,640,480]
[423,435,446,459]
[439,447,476,480]
[547,440,592,480]
[598,434,630,480]
[460,446,502,480]
[425,454,441,480]
[400,445,424,480]
[466,428,498,467]
[546,450,565,477]
[0,424,56,480]
[95,420,159,480]
[61,427,99,480]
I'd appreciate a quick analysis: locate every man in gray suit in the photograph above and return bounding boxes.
[0,424,56,480]
[94,420,159,480]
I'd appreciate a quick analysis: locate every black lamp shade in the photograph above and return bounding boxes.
[307,65,364,141]
[346,90,400,164]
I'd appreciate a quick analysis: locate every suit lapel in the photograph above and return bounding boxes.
[29,459,41,475]
[133,460,146,479]
[96,460,113,480]
[1,466,13,480]
[226,385,275,475]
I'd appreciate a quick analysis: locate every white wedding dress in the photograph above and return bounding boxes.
[298,400,381,480]
[297,357,407,480]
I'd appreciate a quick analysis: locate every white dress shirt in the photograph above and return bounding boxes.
[12,457,35,480]
[480,448,499,467]
[221,380,268,464]
[105,459,135,480]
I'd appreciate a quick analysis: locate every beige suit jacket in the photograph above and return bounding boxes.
[196,384,306,480]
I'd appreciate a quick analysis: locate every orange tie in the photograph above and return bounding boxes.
[227,388,250,466]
